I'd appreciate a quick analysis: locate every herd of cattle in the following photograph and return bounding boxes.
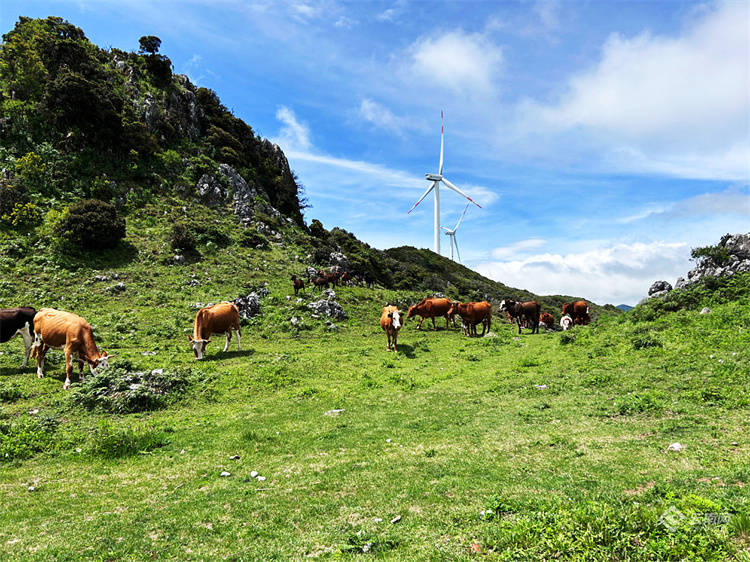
[0,282,590,386]
[379,296,590,352]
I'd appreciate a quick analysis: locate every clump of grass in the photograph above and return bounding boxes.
[631,333,663,350]
[559,332,576,345]
[88,421,169,458]
[0,382,26,402]
[616,392,663,415]
[0,414,59,461]
[730,513,750,546]
[72,363,191,413]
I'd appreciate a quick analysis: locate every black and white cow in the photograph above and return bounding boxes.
[1,307,37,368]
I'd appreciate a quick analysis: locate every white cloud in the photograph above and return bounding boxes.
[377,0,407,22]
[359,98,410,134]
[476,241,691,305]
[491,238,547,259]
[273,106,312,151]
[619,186,750,223]
[521,1,750,180]
[334,15,357,28]
[409,30,503,94]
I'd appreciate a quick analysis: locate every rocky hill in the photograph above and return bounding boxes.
[0,16,615,314]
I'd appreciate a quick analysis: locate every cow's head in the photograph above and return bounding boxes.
[447,302,460,317]
[560,315,573,331]
[88,350,111,373]
[405,305,416,320]
[561,302,572,315]
[499,299,515,312]
[188,335,210,359]
[389,309,401,330]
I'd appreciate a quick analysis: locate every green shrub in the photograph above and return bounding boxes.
[559,332,576,345]
[616,392,663,415]
[1,202,41,229]
[631,333,662,350]
[55,199,126,250]
[88,420,169,458]
[0,179,29,216]
[72,364,191,413]
[169,222,196,252]
[691,238,732,268]
[239,229,267,248]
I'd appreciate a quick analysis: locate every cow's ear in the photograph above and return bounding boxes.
[188,335,193,342]
[205,339,211,344]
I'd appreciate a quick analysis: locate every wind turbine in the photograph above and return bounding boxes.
[407,111,481,255]
[441,203,469,262]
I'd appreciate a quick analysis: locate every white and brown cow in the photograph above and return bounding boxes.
[0,307,37,368]
[189,302,241,360]
[32,308,110,389]
[380,305,402,352]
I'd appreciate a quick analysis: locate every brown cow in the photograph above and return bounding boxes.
[499,299,541,334]
[406,297,452,330]
[380,306,402,352]
[340,271,353,286]
[539,312,555,330]
[309,276,329,291]
[31,308,111,389]
[562,300,590,325]
[291,275,305,295]
[189,302,241,360]
[318,270,339,288]
[454,301,492,337]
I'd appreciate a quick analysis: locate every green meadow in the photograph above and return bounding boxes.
[1,206,749,560]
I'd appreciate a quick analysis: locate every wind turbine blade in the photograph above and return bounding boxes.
[407,181,436,214]
[441,178,482,208]
[454,236,461,263]
[454,203,470,230]
[440,226,451,232]
[438,110,444,176]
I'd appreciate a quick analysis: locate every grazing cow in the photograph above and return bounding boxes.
[31,308,110,389]
[454,301,492,337]
[562,300,590,325]
[499,299,541,334]
[0,307,37,368]
[406,297,452,330]
[380,306,402,352]
[309,276,329,291]
[189,302,241,360]
[339,271,354,286]
[447,301,461,328]
[560,314,574,331]
[317,270,339,288]
[291,275,305,295]
[363,273,375,288]
[539,312,555,330]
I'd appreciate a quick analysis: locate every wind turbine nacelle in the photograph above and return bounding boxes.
[425,173,442,181]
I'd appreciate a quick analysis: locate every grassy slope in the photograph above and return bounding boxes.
[0,204,749,560]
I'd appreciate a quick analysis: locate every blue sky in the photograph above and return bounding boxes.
[2,0,748,304]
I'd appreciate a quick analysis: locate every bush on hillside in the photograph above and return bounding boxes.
[169,222,197,252]
[691,237,732,268]
[239,229,267,249]
[0,179,29,216]
[55,199,126,250]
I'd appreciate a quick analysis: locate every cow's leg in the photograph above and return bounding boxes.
[432,317,438,331]
[63,346,74,389]
[417,317,423,330]
[392,330,398,352]
[20,323,33,368]
[517,318,523,335]
[35,345,47,378]
[386,331,391,351]
[224,331,231,352]
[235,328,241,351]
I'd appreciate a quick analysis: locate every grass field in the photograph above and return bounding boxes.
[1,205,749,560]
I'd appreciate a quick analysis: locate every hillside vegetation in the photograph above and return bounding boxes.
[1,16,748,561]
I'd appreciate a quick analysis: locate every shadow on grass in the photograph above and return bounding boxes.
[202,349,255,361]
[0,366,33,377]
[57,240,140,270]
[394,344,416,358]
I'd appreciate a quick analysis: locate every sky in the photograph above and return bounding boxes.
[2,0,748,305]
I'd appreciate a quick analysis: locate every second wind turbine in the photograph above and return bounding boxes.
[408,111,481,255]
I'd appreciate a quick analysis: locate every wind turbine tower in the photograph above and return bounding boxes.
[442,203,470,262]
[408,111,481,255]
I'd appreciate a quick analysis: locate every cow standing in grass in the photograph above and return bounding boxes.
[0,307,37,368]
[562,300,590,325]
[189,302,241,360]
[291,275,305,295]
[454,301,493,337]
[406,298,452,330]
[499,299,541,335]
[31,308,110,389]
[539,312,555,331]
[380,306,402,352]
